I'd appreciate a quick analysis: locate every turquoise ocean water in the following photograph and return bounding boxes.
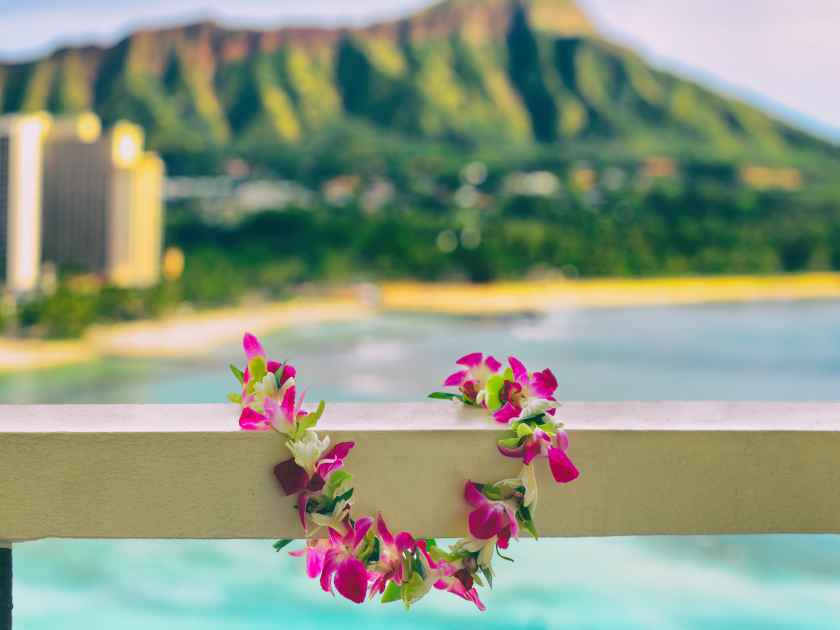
[3,302,840,628]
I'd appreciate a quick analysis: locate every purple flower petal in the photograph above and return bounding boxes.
[485,355,502,372]
[497,443,525,459]
[243,333,265,359]
[523,437,542,465]
[239,407,269,431]
[468,503,508,540]
[508,356,528,384]
[531,368,558,398]
[353,516,374,549]
[274,458,310,496]
[395,532,415,553]
[549,447,580,483]
[307,474,325,493]
[464,481,486,508]
[316,442,355,479]
[492,402,520,424]
[334,557,369,604]
[267,360,281,373]
[556,430,570,451]
[376,513,394,546]
[456,352,483,368]
[280,386,296,424]
[444,370,468,387]
[280,364,296,383]
[325,441,355,461]
[320,549,340,593]
[305,546,323,579]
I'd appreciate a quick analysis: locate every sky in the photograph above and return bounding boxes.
[0,0,837,141]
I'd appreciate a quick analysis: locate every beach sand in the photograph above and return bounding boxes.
[2,273,839,373]
[380,273,840,315]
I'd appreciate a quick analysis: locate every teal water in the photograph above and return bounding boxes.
[3,302,840,628]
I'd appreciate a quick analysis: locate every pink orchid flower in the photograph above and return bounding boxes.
[497,428,580,484]
[274,441,356,528]
[464,481,519,548]
[320,517,375,604]
[289,539,333,580]
[241,332,297,390]
[493,356,559,423]
[434,568,486,611]
[238,384,305,431]
[274,441,355,496]
[369,514,415,596]
[237,332,297,431]
[444,352,502,404]
[415,541,486,611]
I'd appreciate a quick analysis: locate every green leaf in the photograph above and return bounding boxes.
[273,539,294,552]
[229,364,245,385]
[381,581,403,604]
[496,546,515,562]
[335,488,354,504]
[428,392,462,401]
[498,436,522,449]
[248,356,267,383]
[479,565,494,589]
[227,393,242,404]
[482,485,504,501]
[309,400,326,423]
[324,470,353,498]
[296,404,323,434]
[485,375,505,411]
[515,423,534,438]
[517,505,539,539]
[274,362,287,387]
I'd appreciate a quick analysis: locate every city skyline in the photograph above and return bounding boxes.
[0,0,838,141]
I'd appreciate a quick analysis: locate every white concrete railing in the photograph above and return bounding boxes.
[2,402,840,542]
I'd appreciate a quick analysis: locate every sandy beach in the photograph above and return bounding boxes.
[0,295,374,374]
[379,272,840,315]
[2,272,839,373]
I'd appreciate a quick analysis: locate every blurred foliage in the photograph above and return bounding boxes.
[3,5,839,175]
[166,173,840,286]
[5,2,840,339]
[16,283,181,339]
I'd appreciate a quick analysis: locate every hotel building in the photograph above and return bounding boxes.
[0,114,49,295]
[42,114,165,288]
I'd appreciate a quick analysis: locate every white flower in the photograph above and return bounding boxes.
[518,397,558,420]
[520,463,538,510]
[309,499,350,536]
[254,372,278,398]
[287,430,330,475]
[454,536,496,571]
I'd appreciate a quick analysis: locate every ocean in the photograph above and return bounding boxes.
[3,301,840,628]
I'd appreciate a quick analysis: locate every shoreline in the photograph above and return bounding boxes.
[2,272,839,373]
[380,272,840,315]
[0,295,375,374]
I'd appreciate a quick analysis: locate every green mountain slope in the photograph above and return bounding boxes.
[1,0,835,173]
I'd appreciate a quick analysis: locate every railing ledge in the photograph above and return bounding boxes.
[2,402,840,541]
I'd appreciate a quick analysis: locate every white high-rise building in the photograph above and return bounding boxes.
[0,114,49,295]
[42,114,165,288]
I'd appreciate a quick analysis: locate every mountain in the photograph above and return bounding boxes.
[1,0,835,174]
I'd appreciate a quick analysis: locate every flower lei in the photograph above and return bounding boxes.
[230,334,580,611]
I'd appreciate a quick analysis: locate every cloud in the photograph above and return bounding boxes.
[1,0,837,139]
[579,0,840,139]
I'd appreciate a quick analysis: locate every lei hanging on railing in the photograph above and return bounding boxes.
[230,334,579,611]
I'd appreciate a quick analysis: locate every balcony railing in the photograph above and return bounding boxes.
[2,401,840,626]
